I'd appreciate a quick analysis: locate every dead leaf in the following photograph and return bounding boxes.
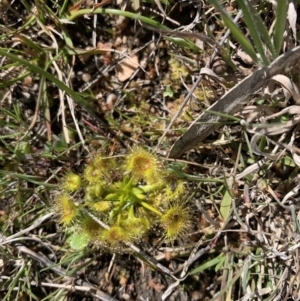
[200,67,227,83]
[94,0,112,9]
[97,42,113,65]
[69,0,83,13]
[115,53,139,82]
[248,106,300,160]
[236,49,254,65]
[288,1,297,43]
[262,74,300,106]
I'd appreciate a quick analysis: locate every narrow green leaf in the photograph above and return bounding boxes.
[166,37,202,53]
[0,171,56,186]
[0,70,31,88]
[215,255,226,271]
[209,0,261,66]
[280,155,295,167]
[0,49,100,122]
[209,256,251,301]
[220,189,232,221]
[241,256,250,293]
[237,0,269,65]
[245,2,277,59]
[274,0,288,56]
[189,253,225,275]
[15,34,45,53]
[206,109,241,122]
[68,8,171,31]
[60,0,70,16]
[140,201,162,216]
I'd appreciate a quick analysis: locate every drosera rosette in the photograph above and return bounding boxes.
[68,215,104,250]
[54,193,79,228]
[164,178,185,201]
[84,182,104,203]
[54,146,195,251]
[89,200,112,214]
[124,147,162,184]
[84,154,116,184]
[61,171,82,193]
[160,201,193,243]
[100,225,135,249]
[148,171,186,209]
[118,205,151,239]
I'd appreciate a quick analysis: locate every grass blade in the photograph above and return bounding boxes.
[220,189,232,221]
[274,0,288,56]
[209,0,260,66]
[68,8,170,31]
[0,49,100,122]
[189,253,226,275]
[237,0,269,65]
[245,2,277,59]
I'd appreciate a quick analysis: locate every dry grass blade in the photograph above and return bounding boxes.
[262,74,300,106]
[10,242,121,301]
[246,105,300,161]
[169,46,300,158]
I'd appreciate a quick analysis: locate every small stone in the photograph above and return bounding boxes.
[190,290,204,301]
[82,73,91,82]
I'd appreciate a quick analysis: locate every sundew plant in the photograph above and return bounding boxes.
[54,147,192,250]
